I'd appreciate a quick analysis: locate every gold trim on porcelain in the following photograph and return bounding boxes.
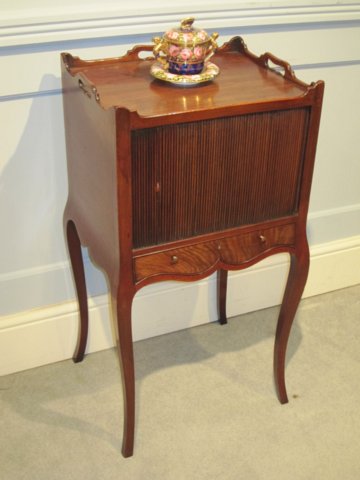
[150,61,219,87]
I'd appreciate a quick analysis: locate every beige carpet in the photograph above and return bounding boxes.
[1,284,360,480]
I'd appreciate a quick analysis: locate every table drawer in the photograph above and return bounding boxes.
[134,242,219,282]
[220,223,296,265]
[134,223,295,282]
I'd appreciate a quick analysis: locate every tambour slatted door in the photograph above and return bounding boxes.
[132,108,310,248]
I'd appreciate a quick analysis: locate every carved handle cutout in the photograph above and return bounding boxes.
[259,52,296,81]
[124,45,154,61]
[78,79,100,102]
[78,79,91,98]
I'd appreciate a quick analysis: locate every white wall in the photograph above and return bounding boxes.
[1,1,360,375]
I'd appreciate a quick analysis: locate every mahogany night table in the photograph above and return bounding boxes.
[61,37,324,457]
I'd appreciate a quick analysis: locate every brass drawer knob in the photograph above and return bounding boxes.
[170,255,179,264]
[259,234,266,243]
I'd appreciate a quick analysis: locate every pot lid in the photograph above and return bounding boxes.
[163,18,212,46]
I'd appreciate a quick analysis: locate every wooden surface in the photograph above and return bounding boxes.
[131,110,308,248]
[61,37,324,457]
[134,223,296,283]
[63,38,314,124]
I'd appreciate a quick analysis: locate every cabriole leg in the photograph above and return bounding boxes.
[274,244,310,404]
[65,220,89,363]
[111,290,135,458]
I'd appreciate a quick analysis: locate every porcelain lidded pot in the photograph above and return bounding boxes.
[152,18,219,75]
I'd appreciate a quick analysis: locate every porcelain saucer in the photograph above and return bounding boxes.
[150,62,219,86]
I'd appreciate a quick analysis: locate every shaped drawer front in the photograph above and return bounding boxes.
[134,242,219,282]
[134,224,295,282]
[219,224,296,265]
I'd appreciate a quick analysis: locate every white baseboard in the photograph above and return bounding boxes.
[1,235,360,376]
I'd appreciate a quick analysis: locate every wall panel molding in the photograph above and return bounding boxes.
[1,3,360,47]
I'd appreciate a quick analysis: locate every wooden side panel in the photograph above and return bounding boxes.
[132,108,309,249]
[62,65,119,276]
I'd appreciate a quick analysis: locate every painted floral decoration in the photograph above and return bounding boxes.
[152,17,219,76]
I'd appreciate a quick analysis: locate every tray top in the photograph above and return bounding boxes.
[62,38,313,119]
